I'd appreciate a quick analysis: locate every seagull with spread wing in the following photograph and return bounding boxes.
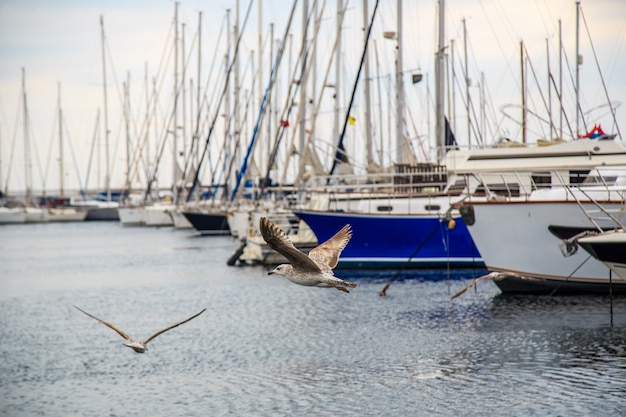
[259,216,358,293]
[74,305,206,353]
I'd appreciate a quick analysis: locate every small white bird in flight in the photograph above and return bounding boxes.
[74,305,206,353]
[260,216,358,293]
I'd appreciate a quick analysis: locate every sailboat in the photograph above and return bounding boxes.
[293,0,626,271]
[74,16,120,221]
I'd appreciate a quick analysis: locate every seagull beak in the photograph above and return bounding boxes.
[267,270,275,275]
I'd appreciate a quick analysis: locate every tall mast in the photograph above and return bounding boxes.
[124,73,131,194]
[22,68,32,202]
[463,17,470,149]
[521,41,527,144]
[395,0,405,163]
[334,0,342,152]
[58,82,64,197]
[547,38,552,141]
[173,2,179,191]
[434,0,445,161]
[196,12,202,171]
[181,22,187,174]
[363,0,373,168]
[100,15,111,201]
[234,0,241,173]
[558,19,563,138]
[258,0,263,140]
[575,0,581,137]
[299,0,308,165]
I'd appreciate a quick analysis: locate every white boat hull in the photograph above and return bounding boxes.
[144,205,174,226]
[467,200,626,293]
[118,207,145,226]
[0,207,26,224]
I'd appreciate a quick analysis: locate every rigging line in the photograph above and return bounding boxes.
[4,84,23,193]
[62,114,86,195]
[186,0,255,202]
[548,73,575,138]
[217,56,259,202]
[579,5,623,141]
[548,254,593,296]
[182,48,255,201]
[523,44,557,138]
[329,0,380,176]
[559,38,587,135]
[125,21,178,184]
[83,110,100,199]
[42,109,58,193]
[229,0,300,202]
[261,0,324,198]
[378,220,441,297]
[278,0,327,187]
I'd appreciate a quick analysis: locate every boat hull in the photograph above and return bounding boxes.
[0,207,26,224]
[467,200,626,295]
[294,210,483,269]
[578,231,626,281]
[118,207,145,226]
[183,211,231,235]
[85,207,119,221]
[489,269,626,294]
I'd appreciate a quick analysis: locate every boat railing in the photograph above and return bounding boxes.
[300,168,449,196]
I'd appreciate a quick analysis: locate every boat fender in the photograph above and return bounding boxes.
[459,205,475,226]
[448,219,456,229]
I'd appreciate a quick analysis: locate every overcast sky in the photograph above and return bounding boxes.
[1,0,624,195]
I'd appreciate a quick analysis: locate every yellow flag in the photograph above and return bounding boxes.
[348,115,356,126]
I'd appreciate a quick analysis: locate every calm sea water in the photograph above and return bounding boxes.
[1,222,625,416]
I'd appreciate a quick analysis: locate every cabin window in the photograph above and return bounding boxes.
[474,183,520,197]
[531,172,551,190]
[570,170,590,184]
[425,204,441,211]
[377,206,393,212]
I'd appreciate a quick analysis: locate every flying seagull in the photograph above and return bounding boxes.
[74,305,206,353]
[259,216,358,293]
[450,271,541,299]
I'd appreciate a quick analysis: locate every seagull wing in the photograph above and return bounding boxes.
[260,217,321,272]
[309,224,352,269]
[143,308,206,345]
[74,305,131,341]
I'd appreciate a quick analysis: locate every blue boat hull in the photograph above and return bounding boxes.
[294,211,484,269]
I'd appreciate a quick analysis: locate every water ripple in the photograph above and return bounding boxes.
[1,224,626,416]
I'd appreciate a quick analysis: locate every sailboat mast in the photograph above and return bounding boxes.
[22,68,32,202]
[521,41,527,144]
[434,0,445,161]
[395,0,405,163]
[173,1,179,192]
[334,0,342,154]
[234,0,241,182]
[196,12,202,173]
[299,0,309,166]
[58,82,64,197]
[124,74,131,194]
[575,0,580,137]
[363,0,373,168]
[100,15,111,202]
[463,17,470,149]
[558,19,563,138]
